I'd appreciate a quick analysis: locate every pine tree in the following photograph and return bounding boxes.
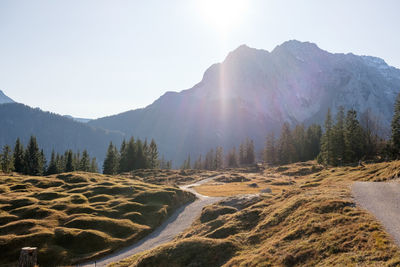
[24,136,42,175]
[239,143,245,166]
[13,138,25,173]
[1,145,14,173]
[227,147,238,168]
[277,123,296,164]
[292,124,306,162]
[79,150,90,171]
[89,158,99,173]
[305,124,322,160]
[344,109,365,163]
[332,106,345,165]
[319,109,335,165]
[40,149,47,175]
[245,139,255,165]
[103,142,119,174]
[193,155,203,169]
[391,93,400,157]
[264,132,276,165]
[46,150,59,175]
[65,150,74,172]
[360,108,380,159]
[149,139,159,169]
[126,137,136,171]
[215,147,224,169]
[204,149,215,170]
[135,139,146,169]
[119,140,129,172]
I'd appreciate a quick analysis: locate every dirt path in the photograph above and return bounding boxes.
[352,181,400,246]
[79,176,223,267]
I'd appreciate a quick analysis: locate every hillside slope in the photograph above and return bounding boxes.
[89,41,400,164]
[0,103,124,163]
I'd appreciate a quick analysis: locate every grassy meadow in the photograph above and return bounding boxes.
[112,161,400,267]
[0,171,195,266]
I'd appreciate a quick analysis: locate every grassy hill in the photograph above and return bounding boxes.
[112,161,400,266]
[0,172,195,266]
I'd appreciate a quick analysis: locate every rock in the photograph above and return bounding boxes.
[248,183,259,188]
[261,188,272,193]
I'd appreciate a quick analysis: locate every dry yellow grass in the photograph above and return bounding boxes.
[0,171,195,266]
[113,161,400,267]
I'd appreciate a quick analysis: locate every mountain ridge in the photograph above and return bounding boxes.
[89,40,400,164]
[0,90,15,104]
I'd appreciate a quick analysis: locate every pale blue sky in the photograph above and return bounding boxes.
[1,0,399,118]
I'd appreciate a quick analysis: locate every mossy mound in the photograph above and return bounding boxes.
[0,172,195,266]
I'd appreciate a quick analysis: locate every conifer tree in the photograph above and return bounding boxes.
[391,93,400,157]
[227,147,238,168]
[332,106,346,165]
[103,142,119,174]
[181,154,191,169]
[65,150,74,172]
[292,125,306,162]
[40,149,47,175]
[1,145,14,173]
[277,122,296,164]
[245,139,255,165]
[135,139,146,169]
[46,150,59,175]
[89,158,99,173]
[79,150,90,171]
[204,149,215,170]
[319,109,335,165]
[118,140,129,172]
[264,132,276,165]
[149,139,159,169]
[13,138,25,173]
[344,109,365,163]
[239,143,245,166]
[305,124,322,160]
[126,137,136,171]
[215,147,224,169]
[194,155,203,169]
[24,136,42,175]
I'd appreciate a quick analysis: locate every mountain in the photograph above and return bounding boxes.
[88,40,400,165]
[64,115,92,123]
[0,103,124,163]
[0,90,15,104]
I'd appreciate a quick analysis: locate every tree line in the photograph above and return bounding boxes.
[262,104,393,167]
[182,138,256,170]
[0,136,98,175]
[102,137,167,174]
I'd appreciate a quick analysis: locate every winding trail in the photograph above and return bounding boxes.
[80,176,223,267]
[352,181,400,246]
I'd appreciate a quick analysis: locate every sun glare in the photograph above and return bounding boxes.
[197,0,247,33]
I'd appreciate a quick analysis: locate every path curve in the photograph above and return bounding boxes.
[352,181,400,246]
[79,176,224,267]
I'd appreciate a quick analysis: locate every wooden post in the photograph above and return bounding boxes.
[18,247,37,267]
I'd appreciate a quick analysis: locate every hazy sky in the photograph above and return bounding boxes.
[1,0,399,118]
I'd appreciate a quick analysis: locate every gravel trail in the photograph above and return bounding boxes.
[352,181,400,246]
[79,176,223,267]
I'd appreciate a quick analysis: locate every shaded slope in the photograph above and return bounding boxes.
[0,103,124,162]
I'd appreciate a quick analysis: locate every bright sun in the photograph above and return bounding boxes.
[197,0,247,33]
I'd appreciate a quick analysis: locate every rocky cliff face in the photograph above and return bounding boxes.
[89,40,400,164]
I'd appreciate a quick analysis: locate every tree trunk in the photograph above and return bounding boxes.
[18,247,37,267]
